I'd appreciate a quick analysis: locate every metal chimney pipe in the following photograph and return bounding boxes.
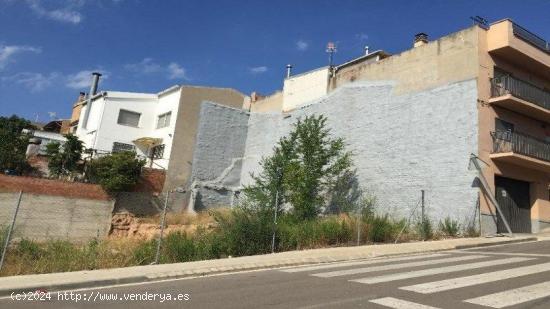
[89,72,102,97]
[286,64,293,78]
[364,45,369,55]
[81,72,102,129]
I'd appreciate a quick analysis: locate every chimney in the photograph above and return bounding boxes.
[364,45,370,55]
[286,64,293,78]
[78,92,86,102]
[414,33,428,47]
[89,72,102,97]
[81,72,102,129]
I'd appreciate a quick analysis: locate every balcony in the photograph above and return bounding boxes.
[490,131,550,172]
[490,75,550,122]
[487,20,550,77]
[512,23,550,54]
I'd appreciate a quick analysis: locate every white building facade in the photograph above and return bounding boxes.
[76,86,182,169]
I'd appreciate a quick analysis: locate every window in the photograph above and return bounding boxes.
[117,109,141,127]
[156,112,172,129]
[150,144,165,159]
[112,142,135,153]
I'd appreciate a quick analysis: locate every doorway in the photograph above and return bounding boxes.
[495,176,531,233]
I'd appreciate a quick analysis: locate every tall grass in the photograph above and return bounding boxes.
[0,210,444,277]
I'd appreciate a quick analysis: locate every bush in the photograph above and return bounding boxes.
[88,151,146,193]
[464,225,480,238]
[417,216,434,240]
[212,208,273,256]
[131,240,156,265]
[367,214,399,243]
[0,115,34,174]
[45,134,83,178]
[439,217,460,237]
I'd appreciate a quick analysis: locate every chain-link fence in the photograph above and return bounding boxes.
[0,187,481,277]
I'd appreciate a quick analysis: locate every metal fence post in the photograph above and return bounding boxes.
[421,190,425,226]
[154,190,170,265]
[356,212,361,246]
[0,191,23,271]
[271,191,279,254]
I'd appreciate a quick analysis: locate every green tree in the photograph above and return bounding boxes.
[0,115,35,174]
[87,151,146,193]
[244,115,354,221]
[45,134,84,177]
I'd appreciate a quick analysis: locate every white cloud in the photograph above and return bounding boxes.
[2,72,60,92]
[25,0,83,24]
[296,39,309,51]
[124,58,162,74]
[66,69,109,89]
[167,62,187,80]
[125,58,188,80]
[249,66,268,74]
[0,45,42,70]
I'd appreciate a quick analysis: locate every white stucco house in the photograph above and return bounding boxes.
[75,86,181,169]
[74,76,248,188]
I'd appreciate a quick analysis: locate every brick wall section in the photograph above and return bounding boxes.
[133,168,166,194]
[0,174,111,200]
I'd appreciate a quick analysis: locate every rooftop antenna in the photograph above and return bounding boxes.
[470,16,489,30]
[326,42,337,67]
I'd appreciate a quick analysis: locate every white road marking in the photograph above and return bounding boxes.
[351,257,532,284]
[401,262,550,294]
[311,255,486,278]
[369,297,441,309]
[281,253,448,273]
[455,250,550,257]
[464,281,550,308]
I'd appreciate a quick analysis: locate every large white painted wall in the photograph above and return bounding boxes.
[241,80,480,225]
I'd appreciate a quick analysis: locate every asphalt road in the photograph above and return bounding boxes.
[3,240,550,309]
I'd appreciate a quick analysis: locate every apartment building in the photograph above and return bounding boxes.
[74,75,247,195]
[193,18,549,234]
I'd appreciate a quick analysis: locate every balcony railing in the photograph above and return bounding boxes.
[491,75,550,111]
[512,22,550,54]
[491,131,550,162]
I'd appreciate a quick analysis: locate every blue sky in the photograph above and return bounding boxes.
[0,0,549,121]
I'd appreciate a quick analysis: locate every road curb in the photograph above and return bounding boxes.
[454,237,538,249]
[0,236,540,297]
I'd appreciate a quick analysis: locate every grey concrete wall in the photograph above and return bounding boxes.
[240,80,480,225]
[0,192,114,242]
[189,102,250,210]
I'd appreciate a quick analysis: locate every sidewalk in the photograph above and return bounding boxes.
[0,235,539,297]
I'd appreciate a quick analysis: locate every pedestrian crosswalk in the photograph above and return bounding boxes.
[400,262,550,294]
[281,252,550,308]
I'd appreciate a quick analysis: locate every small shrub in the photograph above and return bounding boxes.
[87,151,146,193]
[417,216,434,240]
[439,217,460,237]
[367,215,398,243]
[163,232,196,263]
[464,225,480,238]
[131,240,156,265]
[212,208,273,256]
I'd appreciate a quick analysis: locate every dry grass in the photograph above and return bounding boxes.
[137,211,216,226]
